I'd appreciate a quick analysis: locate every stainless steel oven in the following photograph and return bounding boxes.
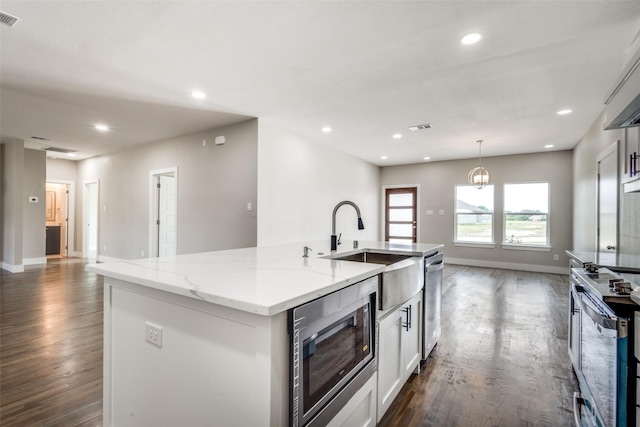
[289,276,378,427]
[571,267,630,427]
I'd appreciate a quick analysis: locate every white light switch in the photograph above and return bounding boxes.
[247,202,252,211]
[438,210,445,215]
[426,210,434,215]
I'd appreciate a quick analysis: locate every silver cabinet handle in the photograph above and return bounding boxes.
[401,305,411,331]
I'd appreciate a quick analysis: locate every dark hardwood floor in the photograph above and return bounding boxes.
[378,265,579,427]
[1,258,103,427]
[0,260,578,426]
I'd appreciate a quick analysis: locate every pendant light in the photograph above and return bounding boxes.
[468,139,490,189]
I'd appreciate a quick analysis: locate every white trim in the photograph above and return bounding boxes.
[501,244,552,252]
[24,257,47,266]
[46,179,76,257]
[1,262,24,273]
[97,255,125,263]
[453,241,496,248]
[445,257,567,275]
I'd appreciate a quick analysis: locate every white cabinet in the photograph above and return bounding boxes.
[377,291,422,422]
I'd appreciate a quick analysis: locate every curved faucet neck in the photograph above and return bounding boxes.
[332,200,362,234]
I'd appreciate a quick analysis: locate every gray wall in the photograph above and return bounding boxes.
[77,119,258,260]
[23,149,46,261]
[381,150,573,273]
[1,141,24,270]
[572,111,640,253]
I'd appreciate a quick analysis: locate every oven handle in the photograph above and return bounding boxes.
[573,392,585,427]
[570,283,618,331]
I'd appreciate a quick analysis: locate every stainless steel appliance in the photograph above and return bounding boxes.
[422,251,443,360]
[570,266,632,427]
[289,275,378,427]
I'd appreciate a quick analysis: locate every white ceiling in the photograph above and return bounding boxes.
[1,1,640,165]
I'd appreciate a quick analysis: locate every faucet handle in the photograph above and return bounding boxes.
[337,233,342,246]
[303,246,313,258]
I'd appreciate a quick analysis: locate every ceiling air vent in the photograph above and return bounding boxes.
[31,136,53,142]
[408,123,432,131]
[44,146,76,154]
[0,11,19,27]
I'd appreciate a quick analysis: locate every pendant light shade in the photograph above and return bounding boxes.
[468,140,490,189]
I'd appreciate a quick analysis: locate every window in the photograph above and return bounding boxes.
[455,185,494,243]
[503,182,549,246]
[385,187,417,244]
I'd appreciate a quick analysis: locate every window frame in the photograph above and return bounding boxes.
[502,181,551,250]
[454,184,495,247]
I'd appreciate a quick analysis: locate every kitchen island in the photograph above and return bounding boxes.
[87,240,442,427]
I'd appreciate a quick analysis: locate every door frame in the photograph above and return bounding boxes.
[46,179,75,257]
[381,184,420,243]
[595,140,619,254]
[82,179,100,259]
[149,167,178,258]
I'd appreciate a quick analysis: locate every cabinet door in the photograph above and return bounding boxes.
[402,292,422,380]
[377,308,404,422]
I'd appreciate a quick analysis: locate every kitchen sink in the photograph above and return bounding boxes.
[328,250,424,310]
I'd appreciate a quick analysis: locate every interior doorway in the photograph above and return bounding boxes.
[149,167,178,258]
[45,181,74,258]
[83,180,99,259]
[596,141,619,255]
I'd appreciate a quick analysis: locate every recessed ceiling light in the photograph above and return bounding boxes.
[544,144,554,149]
[423,156,431,161]
[66,153,77,157]
[557,109,572,115]
[461,33,482,45]
[380,155,388,160]
[95,124,110,132]
[393,134,402,139]
[191,91,206,99]
[322,127,332,133]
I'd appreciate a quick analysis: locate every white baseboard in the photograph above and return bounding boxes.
[1,262,24,273]
[97,255,124,263]
[24,257,47,266]
[445,257,568,275]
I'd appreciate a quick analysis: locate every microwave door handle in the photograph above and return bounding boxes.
[571,284,617,331]
[573,392,585,427]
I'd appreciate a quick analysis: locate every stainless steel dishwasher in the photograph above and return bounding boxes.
[422,251,443,361]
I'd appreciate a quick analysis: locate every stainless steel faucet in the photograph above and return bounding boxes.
[331,201,365,251]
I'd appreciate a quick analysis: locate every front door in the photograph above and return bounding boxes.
[385,187,417,244]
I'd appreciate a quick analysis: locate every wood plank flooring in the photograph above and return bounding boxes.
[1,259,103,427]
[0,260,578,426]
[378,265,579,427]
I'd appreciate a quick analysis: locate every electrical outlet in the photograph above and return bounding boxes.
[553,254,559,261]
[141,250,145,257]
[145,322,163,348]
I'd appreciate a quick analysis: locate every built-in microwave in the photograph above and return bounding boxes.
[289,276,378,427]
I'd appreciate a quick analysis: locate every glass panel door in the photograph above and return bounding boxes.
[385,187,417,244]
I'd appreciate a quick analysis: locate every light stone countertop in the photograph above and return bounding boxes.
[87,240,443,316]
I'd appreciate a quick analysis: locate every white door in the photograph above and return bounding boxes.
[158,174,177,257]
[597,143,618,254]
[85,181,99,259]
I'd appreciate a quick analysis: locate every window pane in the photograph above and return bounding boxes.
[456,185,493,243]
[388,193,413,207]
[389,208,413,222]
[505,214,548,245]
[456,185,494,213]
[389,224,413,237]
[388,238,414,245]
[504,183,548,213]
[456,214,493,242]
